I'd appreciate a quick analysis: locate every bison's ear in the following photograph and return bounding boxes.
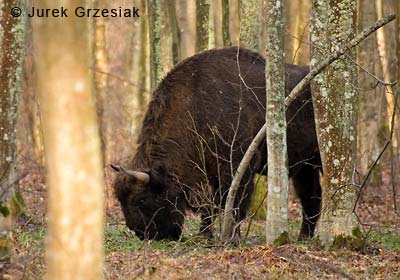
[149,161,167,192]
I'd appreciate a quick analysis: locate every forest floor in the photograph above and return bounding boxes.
[3,162,400,279]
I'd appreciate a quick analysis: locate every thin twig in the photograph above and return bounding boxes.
[90,66,138,87]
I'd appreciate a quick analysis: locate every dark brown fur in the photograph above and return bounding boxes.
[113,47,321,240]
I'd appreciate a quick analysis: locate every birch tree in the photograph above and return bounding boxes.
[265,0,289,244]
[33,0,104,278]
[0,0,25,262]
[310,0,360,247]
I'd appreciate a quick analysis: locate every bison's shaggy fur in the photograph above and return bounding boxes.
[113,47,321,240]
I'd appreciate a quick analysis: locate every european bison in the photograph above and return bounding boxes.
[112,47,322,240]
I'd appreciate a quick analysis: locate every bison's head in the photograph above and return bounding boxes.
[111,162,185,240]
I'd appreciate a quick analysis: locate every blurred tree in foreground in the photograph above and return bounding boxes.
[33,0,104,278]
[0,0,26,264]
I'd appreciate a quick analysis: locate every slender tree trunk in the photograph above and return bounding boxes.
[139,0,150,103]
[375,0,399,194]
[240,0,262,51]
[160,0,174,73]
[395,0,400,199]
[176,0,196,59]
[222,0,230,45]
[197,0,211,51]
[375,0,398,148]
[92,0,108,165]
[0,0,25,263]
[229,0,240,46]
[212,0,224,47]
[286,0,311,64]
[148,0,163,91]
[239,0,266,219]
[265,0,289,245]
[356,0,382,185]
[33,0,104,278]
[129,19,144,141]
[310,0,360,247]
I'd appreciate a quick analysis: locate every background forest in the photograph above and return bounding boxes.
[0,0,399,279]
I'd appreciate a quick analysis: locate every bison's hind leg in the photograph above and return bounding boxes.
[292,164,322,240]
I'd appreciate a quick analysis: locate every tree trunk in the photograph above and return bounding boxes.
[375,0,399,195]
[265,0,289,245]
[130,0,150,146]
[239,0,266,219]
[229,0,240,46]
[0,0,25,263]
[148,0,163,91]
[356,0,382,186]
[395,0,400,198]
[310,0,360,247]
[176,0,197,59]
[33,0,104,278]
[212,0,224,47]
[375,0,398,148]
[160,0,174,73]
[92,0,108,165]
[240,0,262,51]
[197,0,211,51]
[285,0,311,64]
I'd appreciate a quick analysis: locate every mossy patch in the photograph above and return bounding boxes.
[273,231,290,246]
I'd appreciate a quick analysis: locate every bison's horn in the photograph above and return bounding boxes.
[110,164,150,185]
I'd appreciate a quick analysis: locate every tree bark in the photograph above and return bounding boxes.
[176,0,196,59]
[212,0,224,48]
[375,0,398,149]
[33,0,104,278]
[229,0,239,46]
[265,0,289,244]
[160,0,174,73]
[310,0,359,247]
[197,0,211,51]
[148,0,163,91]
[92,0,108,165]
[239,0,262,51]
[139,0,150,105]
[356,0,382,186]
[0,0,25,263]
[285,0,311,64]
